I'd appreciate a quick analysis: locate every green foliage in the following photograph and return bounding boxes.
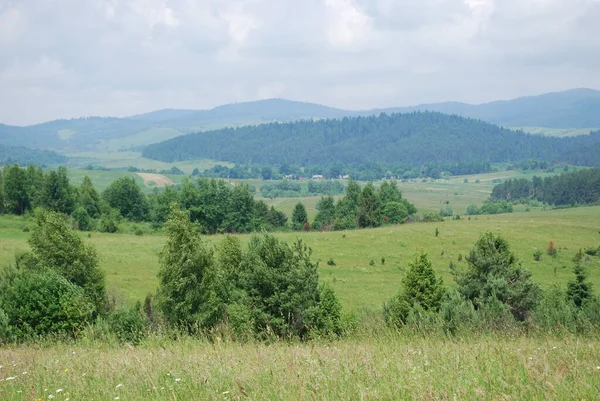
[533,250,542,261]
[2,164,30,214]
[156,205,222,330]
[384,252,445,327]
[27,210,106,315]
[490,168,600,206]
[79,176,102,218]
[38,166,76,214]
[291,202,308,231]
[106,305,149,344]
[382,202,409,224]
[0,269,93,340]
[309,285,343,338]
[103,177,149,221]
[466,204,479,215]
[327,258,336,266]
[357,182,382,228]
[237,234,331,339]
[142,112,600,168]
[97,208,120,233]
[453,232,541,321]
[439,206,453,217]
[0,144,67,166]
[567,264,594,308]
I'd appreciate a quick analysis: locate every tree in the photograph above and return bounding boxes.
[103,177,149,221]
[453,232,540,321]
[156,205,223,329]
[382,202,409,224]
[223,184,255,233]
[313,196,336,229]
[357,182,382,228]
[567,263,594,308]
[378,180,402,204]
[334,179,361,229]
[261,166,273,180]
[384,252,445,326]
[237,234,325,338]
[38,166,76,214]
[291,201,308,231]
[2,164,30,214]
[27,210,106,315]
[79,176,102,218]
[266,206,288,228]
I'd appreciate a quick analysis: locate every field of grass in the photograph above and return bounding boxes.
[66,151,231,175]
[0,335,599,400]
[1,206,599,312]
[517,126,598,137]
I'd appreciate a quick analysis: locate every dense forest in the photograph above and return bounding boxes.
[0,144,67,166]
[142,112,600,167]
[260,180,345,198]
[490,167,600,206]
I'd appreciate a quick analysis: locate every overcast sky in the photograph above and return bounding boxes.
[1,0,599,125]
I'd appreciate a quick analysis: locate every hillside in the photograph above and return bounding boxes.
[381,88,600,128]
[1,89,598,153]
[0,144,67,166]
[142,112,600,167]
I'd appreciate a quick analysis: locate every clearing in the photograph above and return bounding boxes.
[136,173,175,188]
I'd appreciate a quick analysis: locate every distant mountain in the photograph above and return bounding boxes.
[0,144,67,166]
[1,88,598,152]
[142,112,600,167]
[378,88,600,128]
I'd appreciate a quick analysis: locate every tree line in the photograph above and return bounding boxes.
[490,167,600,206]
[142,112,600,168]
[0,144,67,167]
[260,180,345,198]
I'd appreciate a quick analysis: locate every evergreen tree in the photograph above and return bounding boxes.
[313,196,336,229]
[79,176,102,218]
[567,263,594,308]
[291,202,308,231]
[357,182,382,228]
[454,232,540,321]
[39,166,76,214]
[156,204,223,329]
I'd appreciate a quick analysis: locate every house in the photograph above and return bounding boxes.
[312,174,324,180]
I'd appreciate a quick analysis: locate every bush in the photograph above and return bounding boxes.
[106,305,149,344]
[72,206,92,231]
[327,258,336,266]
[309,285,343,338]
[384,252,445,327]
[0,269,93,340]
[533,250,542,261]
[453,232,540,321]
[28,209,106,316]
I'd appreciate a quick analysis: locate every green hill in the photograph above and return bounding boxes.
[142,112,600,167]
[0,144,67,166]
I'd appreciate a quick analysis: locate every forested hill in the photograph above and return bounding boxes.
[0,144,67,166]
[142,112,600,167]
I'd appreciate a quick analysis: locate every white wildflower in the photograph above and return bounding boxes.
[115,383,123,389]
[56,389,63,393]
[175,378,181,382]
[5,376,16,381]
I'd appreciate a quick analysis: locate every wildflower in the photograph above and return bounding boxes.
[64,369,69,373]
[48,396,55,399]
[56,389,63,393]
[5,376,16,381]
[596,366,600,370]
[114,397,120,400]
[116,383,123,389]
[22,372,28,375]
[175,378,181,382]
[223,391,230,394]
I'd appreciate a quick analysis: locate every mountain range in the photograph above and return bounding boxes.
[0,88,599,153]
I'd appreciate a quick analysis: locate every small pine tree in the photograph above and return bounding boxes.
[567,263,593,308]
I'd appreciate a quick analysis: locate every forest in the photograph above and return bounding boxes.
[0,144,67,166]
[142,112,600,167]
[490,167,600,206]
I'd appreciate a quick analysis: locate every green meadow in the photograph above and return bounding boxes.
[2,206,599,312]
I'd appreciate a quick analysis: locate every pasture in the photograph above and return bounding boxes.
[1,206,599,312]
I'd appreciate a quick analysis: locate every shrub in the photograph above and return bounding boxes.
[309,285,343,338]
[384,252,445,327]
[27,209,106,316]
[106,305,149,344]
[567,263,594,308]
[327,258,336,266]
[369,259,375,266]
[439,206,453,217]
[453,232,540,321]
[0,269,93,339]
[547,241,557,256]
[533,250,542,261]
[72,206,92,231]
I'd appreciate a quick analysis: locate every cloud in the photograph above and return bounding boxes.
[0,0,599,125]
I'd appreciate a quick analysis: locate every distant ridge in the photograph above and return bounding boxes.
[0,88,599,152]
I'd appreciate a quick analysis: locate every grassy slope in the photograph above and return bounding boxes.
[1,206,599,311]
[0,336,598,400]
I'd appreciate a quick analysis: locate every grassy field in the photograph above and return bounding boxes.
[517,126,598,137]
[1,206,599,312]
[66,151,231,175]
[0,335,599,400]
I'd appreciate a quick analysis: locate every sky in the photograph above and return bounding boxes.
[1,0,599,126]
